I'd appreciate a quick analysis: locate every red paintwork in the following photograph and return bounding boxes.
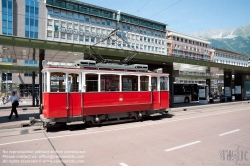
[43,91,169,119]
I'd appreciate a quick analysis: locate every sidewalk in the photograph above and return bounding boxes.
[0,100,40,129]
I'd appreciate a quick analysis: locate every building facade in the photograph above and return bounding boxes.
[166,29,213,85]
[0,0,249,98]
[211,48,249,67]
[0,0,167,97]
[166,29,211,61]
[45,0,167,55]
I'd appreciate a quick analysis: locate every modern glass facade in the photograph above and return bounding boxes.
[2,0,13,35]
[46,0,166,32]
[25,0,39,38]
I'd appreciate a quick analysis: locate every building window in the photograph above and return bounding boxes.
[61,32,66,39]
[2,73,12,81]
[67,12,72,19]
[85,36,89,42]
[61,22,66,28]
[47,30,52,37]
[24,73,37,77]
[79,35,83,41]
[24,60,38,66]
[67,23,72,29]
[73,13,78,20]
[91,37,95,43]
[79,25,84,31]
[2,58,12,63]
[73,34,78,41]
[61,11,66,18]
[54,31,59,38]
[25,0,39,39]
[2,0,13,35]
[67,34,72,40]
[47,19,53,26]
[79,15,84,22]
[74,24,78,30]
[48,8,53,15]
[85,17,90,22]
[107,21,110,26]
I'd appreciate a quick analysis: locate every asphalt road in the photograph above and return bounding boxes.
[0,102,249,166]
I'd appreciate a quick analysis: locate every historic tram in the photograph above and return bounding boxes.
[39,60,170,128]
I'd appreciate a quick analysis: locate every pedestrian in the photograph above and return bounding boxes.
[35,95,39,106]
[2,96,5,104]
[4,91,20,119]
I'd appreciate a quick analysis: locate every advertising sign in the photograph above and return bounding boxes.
[235,86,241,94]
[225,87,231,97]
[244,81,250,99]
[199,89,205,98]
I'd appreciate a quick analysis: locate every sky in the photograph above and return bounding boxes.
[79,0,250,34]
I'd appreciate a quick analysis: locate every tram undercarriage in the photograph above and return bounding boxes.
[35,108,170,129]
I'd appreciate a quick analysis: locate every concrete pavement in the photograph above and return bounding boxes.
[0,98,249,130]
[0,101,249,166]
[0,99,40,129]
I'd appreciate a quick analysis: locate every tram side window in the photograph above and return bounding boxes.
[68,73,79,92]
[86,74,98,92]
[101,75,119,91]
[122,75,138,91]
[151,77,157,91]
[160,77,168,90]
[140,76,149,91]
[50,72,66,92]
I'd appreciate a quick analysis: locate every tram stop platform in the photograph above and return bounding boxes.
[0,99,249,130]
[0,99,40,130]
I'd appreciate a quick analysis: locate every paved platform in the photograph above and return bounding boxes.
[0,99,249,130]
[0,100,40,129]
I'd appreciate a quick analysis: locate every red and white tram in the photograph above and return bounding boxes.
[40,60,170,127]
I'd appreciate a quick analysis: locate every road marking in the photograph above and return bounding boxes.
[165,141,201,152]
[219,129,241,136]
[119,162,129,166]
[0,108,247,146]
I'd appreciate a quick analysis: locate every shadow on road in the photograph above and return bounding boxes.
[0,113,40,124]
[148,113,175,121]
[45,113,175,132]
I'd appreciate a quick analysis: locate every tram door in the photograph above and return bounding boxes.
[68,74,82,117]
[151,77,160,109]
[160,76,169,108]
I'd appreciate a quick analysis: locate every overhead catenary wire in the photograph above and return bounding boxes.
[149,0,183,18]
[134,0,151,15]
